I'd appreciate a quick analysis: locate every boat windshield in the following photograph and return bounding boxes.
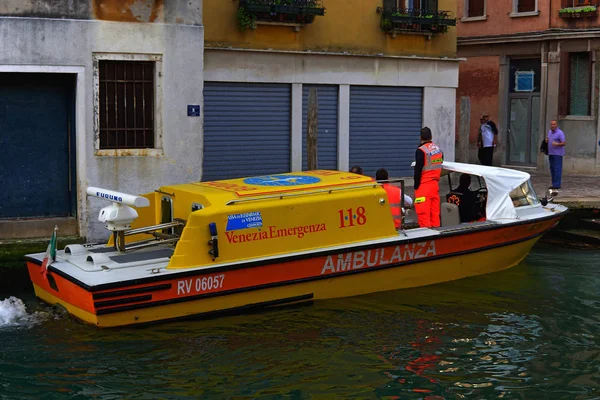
[510,180,540,207]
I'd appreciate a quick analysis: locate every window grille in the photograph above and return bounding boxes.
[99,60,155,149]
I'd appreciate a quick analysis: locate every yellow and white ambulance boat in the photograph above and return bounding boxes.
[26,162,567,328]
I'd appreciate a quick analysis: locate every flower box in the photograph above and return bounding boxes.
[558,7,598,18]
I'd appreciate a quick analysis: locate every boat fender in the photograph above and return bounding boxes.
[208,222,219,260]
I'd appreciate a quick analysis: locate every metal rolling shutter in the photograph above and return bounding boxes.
[203,82,291,181]
[349,86,423,177]
[302,85,338,171]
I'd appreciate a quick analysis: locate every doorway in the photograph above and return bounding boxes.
[506,58,541,166]
[508,95,540,165]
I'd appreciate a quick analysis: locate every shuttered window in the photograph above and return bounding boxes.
[569,53,591,116]
[558,52,592,116]
[517,0,536,12]
[99,60,155,149]
[468,0,485,17]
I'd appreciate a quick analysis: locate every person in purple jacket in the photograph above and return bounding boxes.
[545,120,566,189]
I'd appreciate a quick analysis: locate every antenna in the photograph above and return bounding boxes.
[86,187,150,208]
[86,186,150,235]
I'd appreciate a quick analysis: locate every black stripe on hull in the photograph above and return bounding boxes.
[94,231,544,316]
[30,213,564,293]
[93,284,172,300]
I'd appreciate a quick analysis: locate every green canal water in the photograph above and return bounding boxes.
[0,243,598,399]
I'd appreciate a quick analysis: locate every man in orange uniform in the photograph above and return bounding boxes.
[413,127,444,228]
[376,168,411,229]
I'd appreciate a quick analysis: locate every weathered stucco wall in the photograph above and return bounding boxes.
[456,55,499,163]
[0,1,203,241]
[0,0,201,25]
[204,0,457,58]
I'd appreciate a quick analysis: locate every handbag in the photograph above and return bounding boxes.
[540,139,548,155]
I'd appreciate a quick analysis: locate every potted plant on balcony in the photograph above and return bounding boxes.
[558,6,597,18]
[237,6,256,30]
[391,11,411,30]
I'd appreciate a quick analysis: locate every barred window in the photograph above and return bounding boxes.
[99,60,155,149]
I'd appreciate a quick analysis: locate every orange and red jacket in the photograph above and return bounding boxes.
[382,183,402,228]
[414,141,443,190]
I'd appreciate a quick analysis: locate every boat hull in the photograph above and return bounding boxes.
[26,215,559,328]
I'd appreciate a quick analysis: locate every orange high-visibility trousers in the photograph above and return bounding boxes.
[414,181,440,228]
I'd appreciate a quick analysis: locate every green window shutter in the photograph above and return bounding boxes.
[569,52,591,116]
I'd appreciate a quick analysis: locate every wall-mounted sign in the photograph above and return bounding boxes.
[187,105,200,117]
[514,70,535,92]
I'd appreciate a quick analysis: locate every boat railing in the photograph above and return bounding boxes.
[225,182,384,205]
[114,220,185,252]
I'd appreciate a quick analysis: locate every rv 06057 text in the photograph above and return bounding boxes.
[176,274,225,295]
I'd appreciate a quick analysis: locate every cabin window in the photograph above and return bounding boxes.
[191,203,204,212]
[510,180,540,207]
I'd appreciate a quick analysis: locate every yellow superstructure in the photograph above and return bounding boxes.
[122,170,399,269]
[204,0,457,58]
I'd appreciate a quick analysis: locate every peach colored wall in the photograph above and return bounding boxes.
[456,0,550,37]
[456,56,500,144]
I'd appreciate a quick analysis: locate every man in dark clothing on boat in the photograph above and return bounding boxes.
[453,174,479,223]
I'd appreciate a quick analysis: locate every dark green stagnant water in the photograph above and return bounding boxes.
[0,243,598,399]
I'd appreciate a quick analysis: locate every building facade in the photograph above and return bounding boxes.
[203,0,459,181]
[0,0,204,241]
[457,0,600,175]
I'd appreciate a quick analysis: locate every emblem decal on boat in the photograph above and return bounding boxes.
[320,241,437,274]
[243,175,321,186]
[225,223,327,243]
[226,212,263,231]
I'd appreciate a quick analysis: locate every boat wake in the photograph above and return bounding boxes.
[0,297,50,329]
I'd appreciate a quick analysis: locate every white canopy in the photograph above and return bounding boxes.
[441,161,531,221]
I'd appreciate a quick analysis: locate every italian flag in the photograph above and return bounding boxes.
[40,225,58,278]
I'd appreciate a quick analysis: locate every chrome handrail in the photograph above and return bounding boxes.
[124,221,184,236]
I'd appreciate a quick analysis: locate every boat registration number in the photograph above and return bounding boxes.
[176,274,226,295]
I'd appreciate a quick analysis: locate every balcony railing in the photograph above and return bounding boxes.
[238,0,326,29]
[379,8,456,36]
